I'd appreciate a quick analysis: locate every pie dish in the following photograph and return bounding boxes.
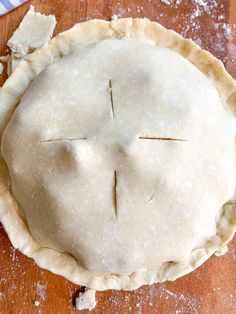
[0,18,236,291]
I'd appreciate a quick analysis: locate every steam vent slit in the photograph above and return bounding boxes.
[113,170,118,218]
[109,80,115,118]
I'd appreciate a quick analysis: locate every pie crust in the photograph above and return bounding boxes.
[0,18,236,291]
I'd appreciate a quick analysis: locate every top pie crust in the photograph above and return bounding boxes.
[0,18,236,291]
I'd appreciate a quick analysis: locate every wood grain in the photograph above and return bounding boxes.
[0,1,236,313]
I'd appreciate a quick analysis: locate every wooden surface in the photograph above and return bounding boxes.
[0,0,236,313]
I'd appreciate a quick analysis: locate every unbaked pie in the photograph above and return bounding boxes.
[0,18,236,291]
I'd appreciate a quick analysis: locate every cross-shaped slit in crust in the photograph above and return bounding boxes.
[40,83,188,219]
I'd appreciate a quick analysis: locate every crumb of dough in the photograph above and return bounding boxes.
[34,300,40,307]
[75,289,97,311]
[215,246,228,256]
[0,55,9,63]
[7,5,56,58]
[112,14,119,21]
[0,63,3,75]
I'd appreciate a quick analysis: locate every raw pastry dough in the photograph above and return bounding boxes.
[8,6,56,58]
[214,246,228,256]
[7,6,56,76]
[75,289,96,311]
[0,18,236,291]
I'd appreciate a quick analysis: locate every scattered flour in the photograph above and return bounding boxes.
[161,0,173,5]
[161,0,183,5]
[194,0,208,6]
[218,14,224,21]
[192,6,201,18]
[104,284,201,313]
[158,285,199,314]
[160,0,183,5]
[114,7,127,18]
[231,43,236,54]
[34,282,47,300]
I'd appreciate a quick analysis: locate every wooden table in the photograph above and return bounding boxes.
[0,1,236,313]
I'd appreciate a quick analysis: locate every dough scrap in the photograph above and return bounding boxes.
[75,289,97,311]
[214,246,228,256]
[7,6,56,58]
